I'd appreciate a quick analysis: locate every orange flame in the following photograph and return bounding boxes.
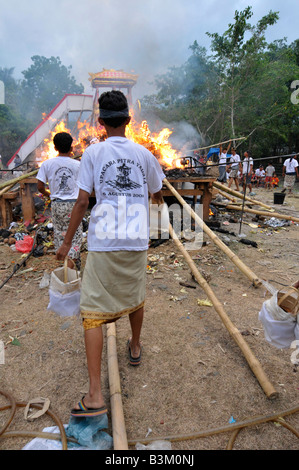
[38,109,182,169]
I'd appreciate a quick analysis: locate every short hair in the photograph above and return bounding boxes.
[98,90,129,128]
[53,132,73,153]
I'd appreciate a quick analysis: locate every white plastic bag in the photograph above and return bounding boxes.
[47,260,81,317]
[136,440,172,450]
[259,303,297,349]
[259,281,298,349]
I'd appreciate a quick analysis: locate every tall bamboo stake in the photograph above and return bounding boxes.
[168,223,278,400]
[163,179,261,287]
[213,181,273,211]
[106,323,128,450]
[217,203,299,223]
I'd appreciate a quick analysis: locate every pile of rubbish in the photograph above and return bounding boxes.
[0,217,89,257]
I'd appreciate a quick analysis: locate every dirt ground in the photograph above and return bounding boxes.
[0,184,299,451]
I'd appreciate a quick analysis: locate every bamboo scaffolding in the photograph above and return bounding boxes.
[213,181,273,211]
[0,169,38,191]
[189,137,246,152]
[215,203,299,223]
[216,188,236,203]
[0,183,16,197]
[168,223,278,400]
[106,323,128,450]
[163,179,261,287]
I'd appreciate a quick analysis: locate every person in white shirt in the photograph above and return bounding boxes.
[282,153,299,194]
[265,162,276,189]
[241,151,254,195]
[255,166,265,187]
[37,132,82,269]
[218,141,231,183]
[227,148,242,191]
[56,91,165,417]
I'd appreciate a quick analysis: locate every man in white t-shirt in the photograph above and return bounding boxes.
[282,153,299,194]
[217,141,231,183]
[56,91,165,418]
[37,132,82,268]
[227,148,242,191]
[241,151,254,195]
[265,162,275,189]
[255,166,266,187]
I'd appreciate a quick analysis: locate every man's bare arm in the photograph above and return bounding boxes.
[150,189,164,205]
[37,180,50,198]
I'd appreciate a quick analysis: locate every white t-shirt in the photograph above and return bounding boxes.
[77,136,165,252]
[284,158,298,174]
[230,153,241,169]
[242,157,253,174]
[255,169,265,178]
[37,156,80,200]
[265,165,275,177]
[219,153,228,166]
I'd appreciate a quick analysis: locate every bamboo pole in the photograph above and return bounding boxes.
[216,203,299,223]
[163,179,261,287]
[0,169,38,191]
[213,181,273,211]
[0,183,16,197]
[216,188,237,202]
[189,137,246,152]
[106,323,128,450]
[168,223,278,400]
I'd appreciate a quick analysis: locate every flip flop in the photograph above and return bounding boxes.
[71,396,108,418]
[127,339,142,366]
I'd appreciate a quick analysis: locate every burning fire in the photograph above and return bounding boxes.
[38,110,183,169]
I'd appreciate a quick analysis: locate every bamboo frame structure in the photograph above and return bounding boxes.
[216,188,237,203]
[213,181,273,211]
[168,223,278,400]
[163,179,261,287]
[106,323,128,450]
[216,203,299,223]
[0,169,38,191]
[189,137,246,152]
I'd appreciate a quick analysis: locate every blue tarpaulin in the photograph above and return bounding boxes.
[207,148,231,160]
[207,147,220,158]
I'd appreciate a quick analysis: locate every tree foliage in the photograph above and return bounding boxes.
[141,7,299,159]
[0,56,84,163]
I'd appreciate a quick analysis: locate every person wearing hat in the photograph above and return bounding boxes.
[282,153,299,194]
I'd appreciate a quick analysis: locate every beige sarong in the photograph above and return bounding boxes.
[284,174,296,190]
[80,251,147,328]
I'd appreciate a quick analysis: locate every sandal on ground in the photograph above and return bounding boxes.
[127,339,142,366]
[71,396,108,418]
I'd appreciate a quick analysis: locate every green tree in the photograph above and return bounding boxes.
[19,55,84,125]
[206,6,280,144]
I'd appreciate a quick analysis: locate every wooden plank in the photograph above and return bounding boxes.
[20,182,35,223]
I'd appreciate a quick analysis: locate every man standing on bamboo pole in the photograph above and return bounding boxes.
[56,91,165,417]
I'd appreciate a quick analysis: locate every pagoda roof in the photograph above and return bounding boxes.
[89,69,138,88]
